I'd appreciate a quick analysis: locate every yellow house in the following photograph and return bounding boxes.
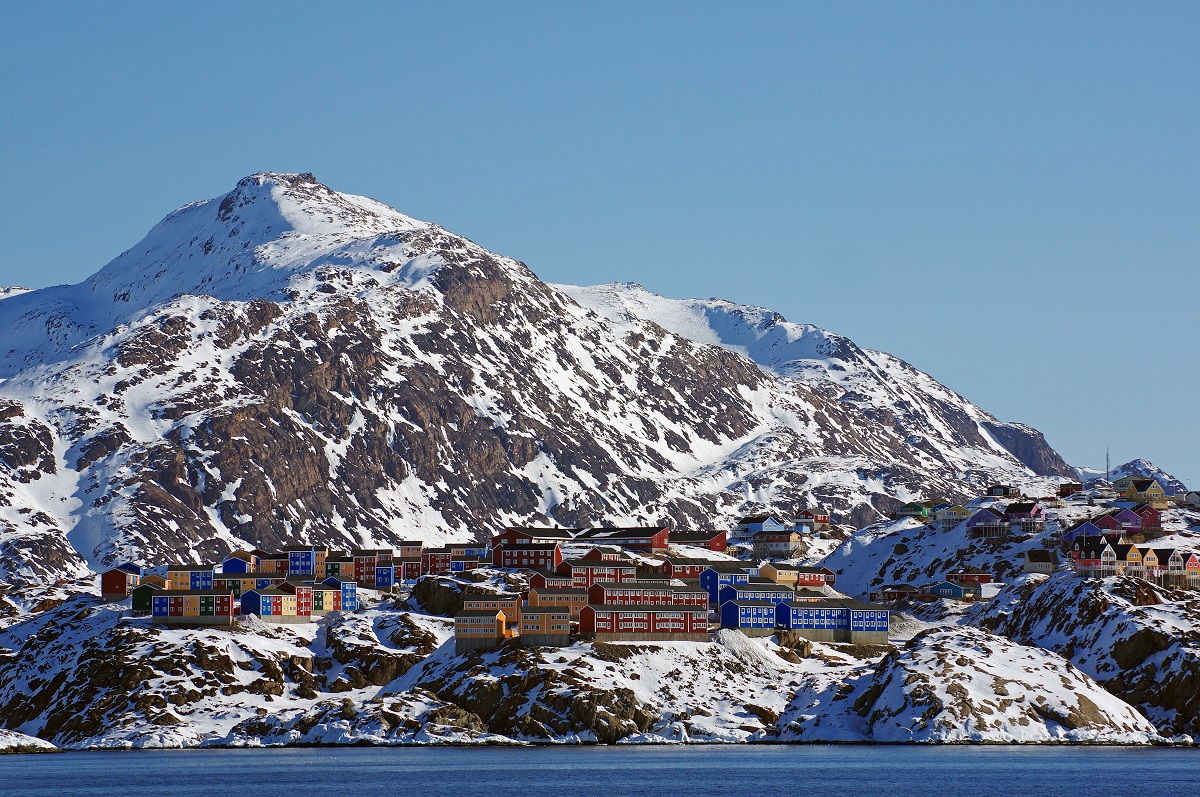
[463,595,522,625]
[526,587,589,619]
[1125,479,1168,508]
[758,562,799,587]
[1139,547,1159,573]
[935,505,970,530]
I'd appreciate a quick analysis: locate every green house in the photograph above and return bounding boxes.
[894,502,930,519]
[131,582,162,614]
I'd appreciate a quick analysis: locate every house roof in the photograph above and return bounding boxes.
[723,582,795,594]
[665,556,723,566]
[455,610,504,618]
[792,566,834,575]
[574,526,669,541]
[736,514,779,524]
[529,569,573,579]
[155,589,235,597]
[582,603,707,614]
[1025,549,1057,563]
[702,563,751,574]
[562,559,638,569]
[1129,479,1157,492]
[1004,502,1039,514]
[781,598,883,611]
[670,530,726,541]
[504,526,581,540]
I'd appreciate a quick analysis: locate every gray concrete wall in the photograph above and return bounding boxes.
[456,636,503,655]
[253,614,314,624]
[519,633,571,648]
[592,632,709,643]
[731,627,775,638]
[151,615,235,626]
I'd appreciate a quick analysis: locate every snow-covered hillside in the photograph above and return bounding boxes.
[0,590,1163,748]
[0,173,1080,588]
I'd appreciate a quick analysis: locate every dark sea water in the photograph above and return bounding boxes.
[2,745,1196,797]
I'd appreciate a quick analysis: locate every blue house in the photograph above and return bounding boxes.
[1060,520,1105,543]
[927,580,966,600]
[720,600,778,634]
[731,513,788,543]
[322,577,358,611]
[222,554,254,574]
[718,581,795,606]
[775,599,889,643]
[285,546,319,577]
[374,564,394,589]
[699,564,750,604]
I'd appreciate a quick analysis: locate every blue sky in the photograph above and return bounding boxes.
[1,2,1197,486]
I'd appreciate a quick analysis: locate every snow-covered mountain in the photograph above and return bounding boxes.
[0,173,1077,589]
[1076,459,1187,495]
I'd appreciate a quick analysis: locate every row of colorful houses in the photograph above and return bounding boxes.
[100,559,359,625]
[1068,538,1200,581]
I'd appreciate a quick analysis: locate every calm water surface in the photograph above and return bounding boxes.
[1,745,1197,797]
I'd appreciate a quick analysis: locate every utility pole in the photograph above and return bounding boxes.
[1106,445,1110,485]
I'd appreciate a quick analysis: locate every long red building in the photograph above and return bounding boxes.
[579,604,709,641]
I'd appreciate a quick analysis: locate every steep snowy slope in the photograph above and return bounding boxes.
[561,283,1075,484]
[0,173,1080,586]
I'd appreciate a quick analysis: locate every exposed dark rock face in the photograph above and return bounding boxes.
[416,642,658,743]
[982,422,1077,478]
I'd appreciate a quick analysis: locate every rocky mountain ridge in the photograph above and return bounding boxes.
[0,172,1107,590]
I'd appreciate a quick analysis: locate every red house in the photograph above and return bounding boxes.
[794,566,836,587]
[496,543,563,571]
[581,545,634,563]
[579,604,709,641]
[278,581,314,616]
[587,581,709,607]
[351,550,378,585]
[421,547,453,576]
[1058,482,1084,498]
[1133,504,1162,531]
[667,530,728,552]
[528,570,576,590]
[946,567,992,585]
[557,559,639,589]
[100,567,141,601]
[797,508,831,529]
[573,526,670,551]
[662,556,717,581]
